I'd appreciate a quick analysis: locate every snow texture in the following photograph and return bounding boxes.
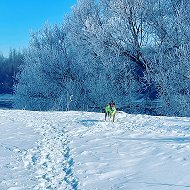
[0,110,190,189]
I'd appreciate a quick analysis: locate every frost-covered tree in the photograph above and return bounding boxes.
[0,49,24,94]
[65,0,117,108]
[144,0,190,116]
[14,0,190,116]
[99,0,154,104]
[65,0,153,109]
[14,25,83,110]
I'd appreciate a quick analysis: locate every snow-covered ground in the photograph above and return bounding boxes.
[0,109,190,190]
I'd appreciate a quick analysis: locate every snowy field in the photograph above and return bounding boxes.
[0,110,190,190]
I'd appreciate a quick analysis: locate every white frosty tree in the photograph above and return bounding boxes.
[145,0,190,116]
[14,25,82,110]
[14,0,190,116]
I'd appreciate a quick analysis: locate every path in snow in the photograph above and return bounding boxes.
[24,114,79,190]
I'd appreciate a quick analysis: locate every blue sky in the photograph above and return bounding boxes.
[0,0,77,57]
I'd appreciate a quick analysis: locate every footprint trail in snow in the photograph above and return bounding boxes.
[24,115,79,190]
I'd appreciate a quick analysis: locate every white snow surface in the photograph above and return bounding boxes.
[0,110,190,190]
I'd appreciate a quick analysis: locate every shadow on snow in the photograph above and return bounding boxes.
[80,119,105,127]
[115,137,190,144]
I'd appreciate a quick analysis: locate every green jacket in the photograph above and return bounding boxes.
[105,104,116,115]
[110,107,116,116]
[105,104,111,113]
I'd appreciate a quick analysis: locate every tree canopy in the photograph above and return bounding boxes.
[14,0,190,116]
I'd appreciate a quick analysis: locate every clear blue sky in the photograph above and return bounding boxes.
[0,0,77,57]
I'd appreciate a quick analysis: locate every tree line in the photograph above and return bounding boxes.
[0,49,24,94]
[14,0,190,116]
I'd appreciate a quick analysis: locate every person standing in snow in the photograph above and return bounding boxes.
[105,101,117,122]
[110,101,116,122]
[105,103,111,121]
